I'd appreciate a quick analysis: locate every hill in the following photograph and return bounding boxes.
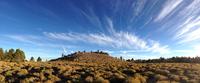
[50,51,122,64]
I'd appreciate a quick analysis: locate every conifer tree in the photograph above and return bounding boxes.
[0,48,3,60]
[37,57,42,62]
[13,49,25,62]
[30,57,35,62]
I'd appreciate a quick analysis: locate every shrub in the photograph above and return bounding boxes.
[144,71,154,76]
[114,73,125,79]
[134,73,146,83]
[122,69,136,76]
[17,69,28,76]
[156,80,170,83]
[94,77,105,83]
[44,69,53,76]
[155,69,170,76]
[62,71,71,77]
[169,74,180,81]
[154,74,168,81]
[39,73,46,81]
[33,73,40,77]
[44,80,53,83]
[48,74,61,82]
[179,76,188,82]
[5,71,13,77]
[0,75,5,82]
[187,79,199,83]
[85,76,93,83]
[124,77,141,83]
[103,80,110,83]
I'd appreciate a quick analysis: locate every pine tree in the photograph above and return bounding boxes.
[0,48,26,62]
[12,49,25,62]
[7,49,15,61]
[131,58,134,61]
[3,50,8,61]
[18,49,25,61]
[37,57,42,62]
[30,57,35,62]
[0,48,3,60]
[13,49,20,61]
[120,56,123,61]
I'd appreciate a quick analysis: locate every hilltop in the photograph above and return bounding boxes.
[50,51,122,64]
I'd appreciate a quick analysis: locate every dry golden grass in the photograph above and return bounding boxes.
[0,61,199,83]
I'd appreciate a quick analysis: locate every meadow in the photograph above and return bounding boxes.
[0,61,199,83]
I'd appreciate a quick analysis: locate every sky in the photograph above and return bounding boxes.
[0,0,200,60]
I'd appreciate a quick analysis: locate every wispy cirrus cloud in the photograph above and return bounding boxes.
[174,16,200,43]
[6,35,42,45]
[78,6,104,32]
[43,8,170,55]
[177,28,200,43]
[178,0,200,19]
[153,0,200,44]
[173,1,200,44]
[4,35,74,48]
[44,31,170,54]
[155,0,183,22]
[132,0,147,16]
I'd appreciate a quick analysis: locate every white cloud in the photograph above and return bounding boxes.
[179,0,200,18]
[155,0,183,22]
[168,0,200,44]
[79,7,103,31]
[179,28,200,43]
[44,31,170,54]
[105,17,115,34]
[174,16,200,43]
[133,0,147,16]
[4,35,73,48]
[148,41,170,54]
[6,35,42,45]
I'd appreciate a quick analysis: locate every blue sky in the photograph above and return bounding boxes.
[0,0,200,60]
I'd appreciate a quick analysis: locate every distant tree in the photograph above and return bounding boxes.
[3,50,8,60]
[126,59,131,62]
[120,56,123,61]
[19,49,25,60]
[6,49,15,61]
[131,58,134,61]
[160,57,165,61]
[0,48,3,60]
[13,49,25,62]
[0,48,26,62]
[99,51,103,54]
[62,53,65,57]
[37,57,42,62]
[13,49,21,62]
[30,57,35,62]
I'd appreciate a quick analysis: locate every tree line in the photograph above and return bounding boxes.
[30,56,42,62]
[127,56,200,63]
[0,48,25,62]
[62,50,109,58]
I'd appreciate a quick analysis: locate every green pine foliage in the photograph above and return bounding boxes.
[37,57,42,62]
[0,48,3,60]
[30,57,35,62]
[0,48,26,62]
